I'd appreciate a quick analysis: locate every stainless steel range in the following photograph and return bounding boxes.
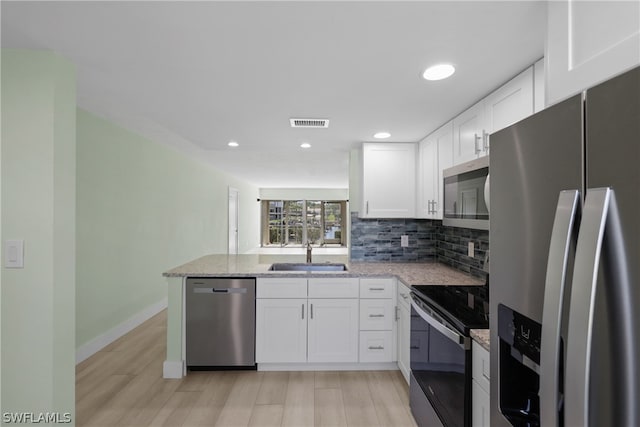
[409,283,489,427]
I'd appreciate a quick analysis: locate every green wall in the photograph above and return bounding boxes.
[1,49,76,421]
[76,109,260,349]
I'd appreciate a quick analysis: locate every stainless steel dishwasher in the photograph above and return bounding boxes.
[185,277,256,368]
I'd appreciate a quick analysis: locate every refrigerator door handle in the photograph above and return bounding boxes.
[565,188,636,427]
[540,189,580,427]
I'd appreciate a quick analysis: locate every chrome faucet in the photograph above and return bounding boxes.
[306,241,312,263]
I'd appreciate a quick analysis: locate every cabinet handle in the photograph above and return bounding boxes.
[395,306,399,321]
[401,294,409,300]
[369,314,385,318]
[310,303,313,319]
[474,133,482,154]
[366,201,369,215]
[483,130,490,152]
[302,304,305,319]
[368,346,384,350]
[369,287,385,291]
[432,200,437,214]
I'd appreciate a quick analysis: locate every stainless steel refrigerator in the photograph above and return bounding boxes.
[489,66,639,427]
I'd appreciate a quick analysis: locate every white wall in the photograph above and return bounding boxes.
[546,1,640,105]
[1,49,76,420]
[76,109,260,352]
[259,188,348,201]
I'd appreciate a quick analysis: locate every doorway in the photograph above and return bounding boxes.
[228,187,239,254]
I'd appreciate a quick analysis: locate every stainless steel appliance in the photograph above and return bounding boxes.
[490,66,639,426]
[443,156,490,230]
[185,277,256,368]
[410,284,489,427]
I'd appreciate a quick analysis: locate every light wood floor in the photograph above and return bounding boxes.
[76,310,417,427]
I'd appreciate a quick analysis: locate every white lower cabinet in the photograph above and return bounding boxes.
[359,331,394,363]
[359,278,396,363]
[396,282,411,384]
[472,340,491,427]
[256,299,307,363]
[307,298,359,363]
[256,277,361,365]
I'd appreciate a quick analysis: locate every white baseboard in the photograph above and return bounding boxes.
[163,360,185,379]
[76,297,168,364]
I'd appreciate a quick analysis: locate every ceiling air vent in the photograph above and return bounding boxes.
[290,118,330,128]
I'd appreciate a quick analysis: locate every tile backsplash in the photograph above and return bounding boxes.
[350,212,489,279]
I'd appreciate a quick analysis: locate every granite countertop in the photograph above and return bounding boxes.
[163,254,484,287]
[471,329,490,351]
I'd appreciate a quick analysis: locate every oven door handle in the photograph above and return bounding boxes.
[411,296,468,349]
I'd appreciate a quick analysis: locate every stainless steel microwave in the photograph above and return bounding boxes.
[442,156,490,230]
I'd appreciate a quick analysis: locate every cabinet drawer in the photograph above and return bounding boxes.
[308,278,359,298]
[256,278,307,298]
[397,281,411,310]
[359,331,394,362]
[472,340,490,393]
[359,299,395,331]
[359,278,395,299]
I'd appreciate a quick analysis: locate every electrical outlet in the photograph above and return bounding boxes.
[468,241,475,258]
[401,235,409,247]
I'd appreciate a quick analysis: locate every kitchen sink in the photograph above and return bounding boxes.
[268,262,348,272]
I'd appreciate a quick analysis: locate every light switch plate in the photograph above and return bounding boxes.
[401,235,409,247]
[5,239,24,268]
[468,241,475,258]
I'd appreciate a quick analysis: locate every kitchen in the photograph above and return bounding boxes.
[2,1,639,426]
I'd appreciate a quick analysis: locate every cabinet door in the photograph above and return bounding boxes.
[307,299,359,363]
[417,135,438,219]
[397,303,411,384]
[361,143,416,218]
[256,299,307,363]
[435,121,454,219]
[485,66,534,135]
[472,380,491,427]
[453,100,485,164]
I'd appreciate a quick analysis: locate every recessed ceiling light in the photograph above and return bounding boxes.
[300,142,311,149]
[374,132,391,139]
[422,64,456,81]
[228,141,239,147]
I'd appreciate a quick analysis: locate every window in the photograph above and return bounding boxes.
[262,200,346,247]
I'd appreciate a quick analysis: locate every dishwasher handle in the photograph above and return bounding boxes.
[193,287,248,294]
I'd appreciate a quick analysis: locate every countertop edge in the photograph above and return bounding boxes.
[470,329,490,352]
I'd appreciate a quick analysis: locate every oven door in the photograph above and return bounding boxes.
[410,294,471,427]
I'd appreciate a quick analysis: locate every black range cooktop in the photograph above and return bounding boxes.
[411,283,489,333]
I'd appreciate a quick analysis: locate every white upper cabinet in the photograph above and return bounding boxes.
[453,66,535,165]
[484,65,534,134]
[361,142,416,218]
[534,58,545,113]
[417,121,453,220]
[453,100,486,164]
[546,1,639,106]
[417,135,438,219]
[435,122,454,219]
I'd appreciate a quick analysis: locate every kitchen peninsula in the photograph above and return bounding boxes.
[162,254,483,378]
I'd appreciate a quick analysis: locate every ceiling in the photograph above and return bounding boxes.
[1,1,546,189]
